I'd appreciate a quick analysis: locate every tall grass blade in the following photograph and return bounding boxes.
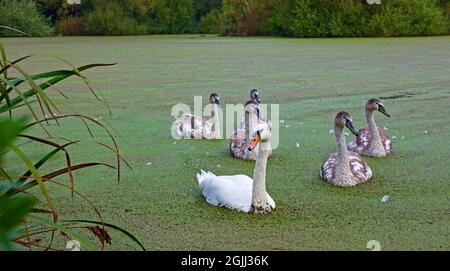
[0,26,31,36]
[7,144,55,214]
[14,163,115,193]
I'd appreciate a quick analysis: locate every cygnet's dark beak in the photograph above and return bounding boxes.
[345,119,359,136]
[378,104,390,117]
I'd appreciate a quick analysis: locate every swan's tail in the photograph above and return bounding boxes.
[197,169,207,185]
[197,169,217,186]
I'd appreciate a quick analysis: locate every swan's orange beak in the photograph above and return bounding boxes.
[248,132,261,151]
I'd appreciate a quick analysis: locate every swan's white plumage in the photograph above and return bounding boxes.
[197,169,275,213]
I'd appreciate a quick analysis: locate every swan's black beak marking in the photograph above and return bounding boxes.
[345,119,359,136]
[378,104,390,117]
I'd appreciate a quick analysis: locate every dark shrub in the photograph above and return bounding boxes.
[220,0,275,36]
[288,0,367,37]
[366,0,447,37]
[0,0,53,36]
[199,9,223,34]
[226,0,450,37]
[147,0,196,34]
[59,16,84,36]
[267,0,296,37]
[84,1,147,36]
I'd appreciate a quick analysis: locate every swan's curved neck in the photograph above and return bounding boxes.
[245,111,250,139]
[334,125,351,181]
[335,126,349,161]
[366,109,379,138]
[211,104,221,138]
[365,108,384,152]
[251,140,271,212]
[245,109,259,140]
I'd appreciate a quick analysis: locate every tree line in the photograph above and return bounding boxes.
[1,0,450,37]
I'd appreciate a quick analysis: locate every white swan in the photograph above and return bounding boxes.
[197,122,275,214]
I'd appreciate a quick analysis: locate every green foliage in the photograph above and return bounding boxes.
[0,118,35,251]
[147,0,195,34]
[3,0,449,37]
[84,0,148,35]
[35,0,65,23]
[224,0,450,37]
[286,0,368,37]
[199,9,223,34]
[266,0,296,37]
[0,186,36,250]
[0,118,26,157]
[221,0,275,35]
[193,0,222,20]
[83,0,195,35]
[0,0,53,37]
[366,0,448,37]
[445,1,450,30]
